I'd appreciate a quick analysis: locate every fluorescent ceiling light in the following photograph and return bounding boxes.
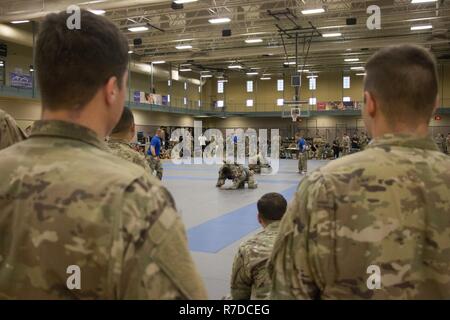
[411,0,437,3]
[11,20,30,24]
[228,65,242,69]
[174,0,198,3]
[260,77,271,80]
[128,26,148,32]
[298,69,309,73]
[284,62,296,65]
[246,72,258,75]
[301,8,325,15]
[152,61,165,64]
[245,38,263,44]
[345,58,359,62]
[351,66,365,70]
[176,44,193,50]
[218,80,228,83]
[180,68,192,72]
[208,17,231,24]
[322,32,342,37]
[307,75,318,78]
[201,74,213,78]
[356,73,366,76]
[128,50,134,54]
[88,9,105,15]
[411,24,433,31]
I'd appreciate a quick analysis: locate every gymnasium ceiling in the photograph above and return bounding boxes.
[1,0,450,78]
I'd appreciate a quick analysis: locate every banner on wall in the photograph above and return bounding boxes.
[10,72,32,89]
[133,91,141,103]
[162,95,168,106]
[145,93,162,105]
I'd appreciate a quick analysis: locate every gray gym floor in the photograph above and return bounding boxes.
[163,159,329,299]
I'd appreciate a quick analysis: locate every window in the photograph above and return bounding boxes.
[277,79,284,91]
[309,97,317,105]
[277,98,284,106]
[343,76,350,89]
[246,99,254,107]
[183,97,187,105]
[246,80,253,93]
[167,94,171,103]
[309,77,316,90]
[168,80,172,87]
[218,81,224,93]
[184,82,187,91]
[343,96,351,102]
[217,100,224,108]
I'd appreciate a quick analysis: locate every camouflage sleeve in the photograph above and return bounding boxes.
[230,246,252,300]
[268,172,334,299]
[113,175,207,299]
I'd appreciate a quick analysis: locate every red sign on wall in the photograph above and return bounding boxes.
[435,115,442,121]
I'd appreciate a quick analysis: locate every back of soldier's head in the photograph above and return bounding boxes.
[111,107,134,134]
[257,192,287,222]
[364,44,438,127]
[221,165,232,178]
[0,109,27,151]
[36,9,128,111]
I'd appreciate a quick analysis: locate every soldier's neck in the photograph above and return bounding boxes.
[371,121,429,139]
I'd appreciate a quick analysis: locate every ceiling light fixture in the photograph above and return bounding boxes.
[88,9,105,15]
[260,77,271,80]
[410,24,433,31]
[322,32,342,37]
[228,65,242,69]
[411,0,437,3]
[345,58,360,62]
[245,38,263,44]
[351,66,365,70]
[152,61,166,64]
[180,68,192,72]
[301,8,325,15]
[246,72,258,75]
[284,61,296,65]
[208,17,231,24]
[201,74,213,78]
[356,73,366,76]
[176,44,193,50]
[128,50,134,54]
[128,26,149,32]
[174,0,198,4]
[11,20,30,24]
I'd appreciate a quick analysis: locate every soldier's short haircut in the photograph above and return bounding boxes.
[112,107,134,134]
[364,44,438,126]
[257,192,287,221]
[36,9,129,111]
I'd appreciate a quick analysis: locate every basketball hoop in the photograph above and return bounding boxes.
[290,108,300,122]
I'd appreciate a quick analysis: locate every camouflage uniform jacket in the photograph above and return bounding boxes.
[0,109,27,151]
[231,221,280,300]
[217,164,256,189]
[269,133,450,299]
[107,138,150,171]
[0,120,207,300]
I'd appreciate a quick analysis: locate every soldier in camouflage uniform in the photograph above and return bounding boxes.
[231,193,287,299]
[342,133,351,155]
[446,133,450,155]
[0,10,206,300]
[269,45,450,299]
[216,163,258,189]
[359,132,370,150]
[0,108,27,151]
[107,107,151,171]
[248,153,272,174]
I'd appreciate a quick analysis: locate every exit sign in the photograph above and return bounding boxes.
[435,115,442,121]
